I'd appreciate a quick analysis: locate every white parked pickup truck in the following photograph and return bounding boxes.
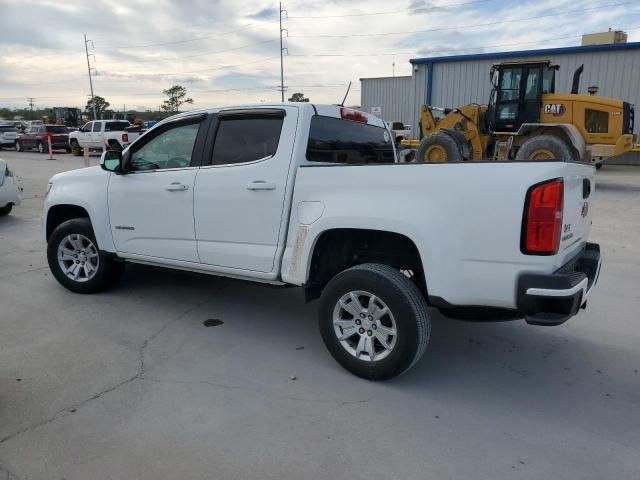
[44,104,602,380]
[68,120,142,156]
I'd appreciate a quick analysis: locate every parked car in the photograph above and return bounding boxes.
[68,120,143,156]
[16,124,71,153]
[0,125,20,149]
[385,121,412,143]
[0,158,22,216]
[44,103,601,380]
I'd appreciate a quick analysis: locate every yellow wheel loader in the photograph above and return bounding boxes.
[411,61,636,168]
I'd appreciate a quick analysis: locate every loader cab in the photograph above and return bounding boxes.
[487,61,557,132]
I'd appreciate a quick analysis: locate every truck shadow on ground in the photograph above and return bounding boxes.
[116,264,638,405]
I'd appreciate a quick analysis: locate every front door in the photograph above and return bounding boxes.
[194,107,297,273]
[518,66,542,126]
[108,116,207,262]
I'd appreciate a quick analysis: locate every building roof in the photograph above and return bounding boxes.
[410,41,640,65]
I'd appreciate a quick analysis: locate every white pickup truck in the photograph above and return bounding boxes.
[44,104,602,380]
[68,120,142,155]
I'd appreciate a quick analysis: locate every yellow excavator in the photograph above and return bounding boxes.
[410,61,636,168]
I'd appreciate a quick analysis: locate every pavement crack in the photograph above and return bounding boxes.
[0,295,216,447]
[0,463,20,480]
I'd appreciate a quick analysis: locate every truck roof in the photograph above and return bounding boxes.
[163,103,387,129]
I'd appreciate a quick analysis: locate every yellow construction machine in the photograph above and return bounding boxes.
[410,61,636,168]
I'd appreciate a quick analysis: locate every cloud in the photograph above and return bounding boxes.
[0,0,635,109]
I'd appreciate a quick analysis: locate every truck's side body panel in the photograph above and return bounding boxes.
[282,162,595,309]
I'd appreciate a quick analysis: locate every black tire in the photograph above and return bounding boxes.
[15,140,22,152]
[0,205,12,216]
[595,163,603,170]
[47,218,125,294]
[416,132,463,163]
[70,140,82,156]
[515,134,577,161]
[37,141,46,154]
[319,263,430,380]
[65,146,72,153]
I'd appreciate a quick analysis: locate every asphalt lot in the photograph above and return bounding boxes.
[0,149,639,480]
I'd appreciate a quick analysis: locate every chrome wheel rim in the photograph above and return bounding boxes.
[57,234,99,282]
[38,142,44,153]
[333,290,397,362]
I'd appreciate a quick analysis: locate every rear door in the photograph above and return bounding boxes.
[193,107,297,273]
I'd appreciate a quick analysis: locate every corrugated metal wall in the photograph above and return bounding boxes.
[362,47,640,138]
[427,50,640,113]
[360,76,414,126]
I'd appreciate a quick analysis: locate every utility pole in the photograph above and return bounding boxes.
[84,34,98,121]
[279,2,288,102]
[392,62,395,77]
[27,97,34,120]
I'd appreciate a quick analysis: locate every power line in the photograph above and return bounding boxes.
[289,1,634,38]
[101,57,277,78]
[287,0,497,19]
[99,22,279,50]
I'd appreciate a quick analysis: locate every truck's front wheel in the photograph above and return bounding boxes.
[70,140,82,156]
[319,263,430,380]
[47,218,124,294]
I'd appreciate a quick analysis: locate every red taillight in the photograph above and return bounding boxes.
[340,107,368,123]
[522,178,564,255]
[122,133,129,143]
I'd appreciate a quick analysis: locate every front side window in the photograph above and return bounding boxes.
[499,68,522,101]
[130,122,200,171]
[306,116,394,164]
[210,116,284,166]
[82,122,92,132]
[585,109,609,133]
[524,68,540,100]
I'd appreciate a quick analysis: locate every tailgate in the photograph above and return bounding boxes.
[557,163,596,266]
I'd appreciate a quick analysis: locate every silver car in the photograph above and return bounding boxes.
[0,124,19,149]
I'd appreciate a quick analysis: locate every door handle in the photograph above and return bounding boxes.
[166,182,189,192]
[246,180,276,191]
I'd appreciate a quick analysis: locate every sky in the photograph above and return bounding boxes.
[0,0,637,112]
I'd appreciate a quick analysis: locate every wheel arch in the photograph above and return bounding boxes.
[517,123,585,160]
[301,227,427,301]
[46,204,91,241]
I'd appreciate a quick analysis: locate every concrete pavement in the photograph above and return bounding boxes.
[0,150,639,479]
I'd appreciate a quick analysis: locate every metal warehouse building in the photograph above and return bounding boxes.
[361,41,640,139]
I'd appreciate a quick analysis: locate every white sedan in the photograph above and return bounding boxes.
[0,158,22,216]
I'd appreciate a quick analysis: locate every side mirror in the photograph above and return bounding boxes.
[100,150,123,173]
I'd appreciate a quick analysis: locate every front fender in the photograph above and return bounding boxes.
[44,167,115,252]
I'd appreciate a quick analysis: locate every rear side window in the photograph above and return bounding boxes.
[210,116,284,165]
[306,116,394,164]
[105,121,131,131]
[0,126,14,132]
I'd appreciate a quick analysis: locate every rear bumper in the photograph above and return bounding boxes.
[516,243,602,326]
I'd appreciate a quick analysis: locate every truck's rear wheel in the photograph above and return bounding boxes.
[37,141,46,154]
[416,132,463,163]
[47,218,124,294]
[319,263,430,380]
[515,134,578,161]
[70,140,82,156]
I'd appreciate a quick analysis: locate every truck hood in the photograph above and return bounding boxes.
[49,165,105,184]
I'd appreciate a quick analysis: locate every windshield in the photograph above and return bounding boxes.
[105,121,131,131]
[45,125,69,133]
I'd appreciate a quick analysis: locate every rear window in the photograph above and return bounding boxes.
[45,125,69,133]
[0,126,15,132]
[306,116,394,164]
[105,121,131,131]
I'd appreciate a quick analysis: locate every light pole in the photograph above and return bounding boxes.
[84,34,98,120]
